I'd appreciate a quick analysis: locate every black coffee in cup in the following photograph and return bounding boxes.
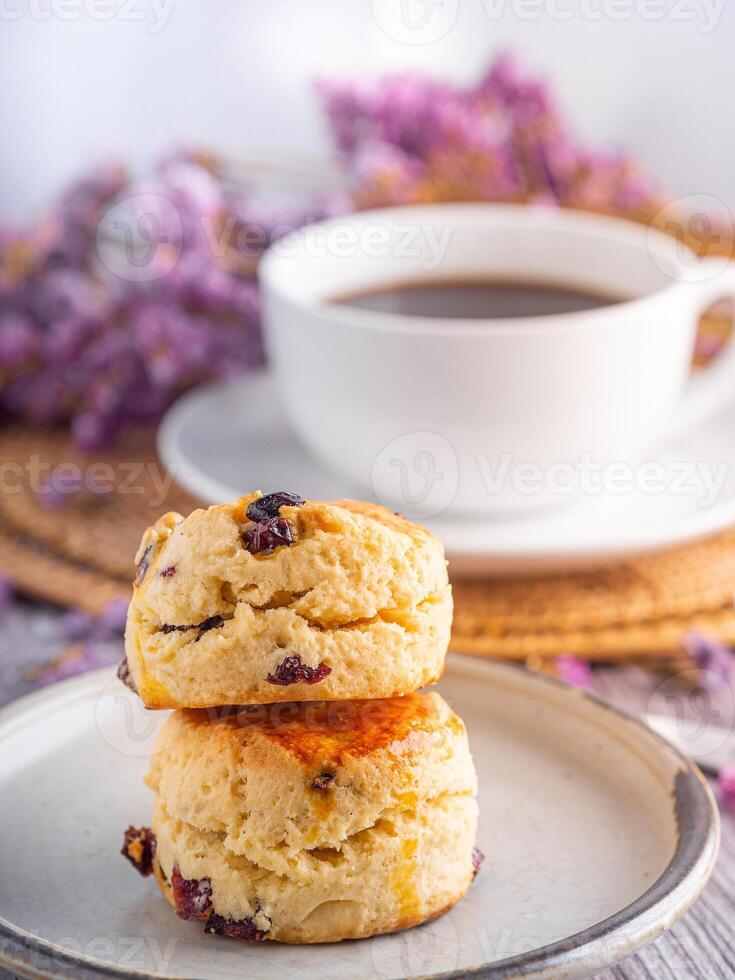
[329,279,623,319]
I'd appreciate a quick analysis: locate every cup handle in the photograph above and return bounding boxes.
[665,261,735,440]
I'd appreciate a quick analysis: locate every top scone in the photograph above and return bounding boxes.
[123,491,452,708]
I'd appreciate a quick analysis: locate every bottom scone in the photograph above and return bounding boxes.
[122,691,481,943]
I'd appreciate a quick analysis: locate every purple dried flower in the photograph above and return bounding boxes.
[320,53,660,214]
[684,631,733,689]
[58,596,128,642]
[0,313,39,366]
[472,846,485,878]
[36,477,68,510]
[717,765,735,813]
[267,655,332,686]
[34,641,121,686]
[554,654,593,690]
[57,609,95,641]
[95,596,130,636]
[0,150,291,449]
[49,162,128,264]
[71,411,116,453]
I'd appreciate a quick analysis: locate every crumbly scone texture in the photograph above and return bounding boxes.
[146,691,479,943]
[124,493,452,708]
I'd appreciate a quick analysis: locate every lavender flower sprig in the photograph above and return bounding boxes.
[683,631,734,690]
[0,151,332,450]
[554,653,594,690]
[319,53,660,216]
[717,765,735,813]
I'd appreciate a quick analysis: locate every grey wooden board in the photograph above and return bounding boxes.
[0,601,732,979]
[592,668,735,980]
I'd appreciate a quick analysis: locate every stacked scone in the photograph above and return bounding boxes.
[121,491,481,944]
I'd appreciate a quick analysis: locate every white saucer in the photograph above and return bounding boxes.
[158,375,735,576]
[0,658,718,979]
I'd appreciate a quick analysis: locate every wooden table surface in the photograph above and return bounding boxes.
[591,669,735,980]
[0,601,733,980]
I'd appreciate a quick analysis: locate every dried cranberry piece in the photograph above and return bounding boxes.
[472,846,485,878]
[161,616,225,641]
[246,491,305,522]
[121,826,156,877]
[242,517,293,555]
[117,658,137,693]
[310,770,336,792]
[205,911,269,942]
[267,655,332,686]
[195,615,224,641]
[171,864,213,920]
[134,543,153,587]
[160,565,176,578]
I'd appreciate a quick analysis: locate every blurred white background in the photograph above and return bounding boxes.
[1,0,733,219]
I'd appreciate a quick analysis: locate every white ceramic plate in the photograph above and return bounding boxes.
[157,375,735,576]
[0,657,718,980]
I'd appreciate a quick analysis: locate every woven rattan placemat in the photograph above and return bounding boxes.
[1,424,735,661]
[451,528,735,662]
[0,425,200,613]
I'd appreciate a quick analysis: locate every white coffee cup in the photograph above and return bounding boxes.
[259,203,735,517]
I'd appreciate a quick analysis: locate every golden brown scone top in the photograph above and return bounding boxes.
[132,492,439,589]
[177,691,462,767]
